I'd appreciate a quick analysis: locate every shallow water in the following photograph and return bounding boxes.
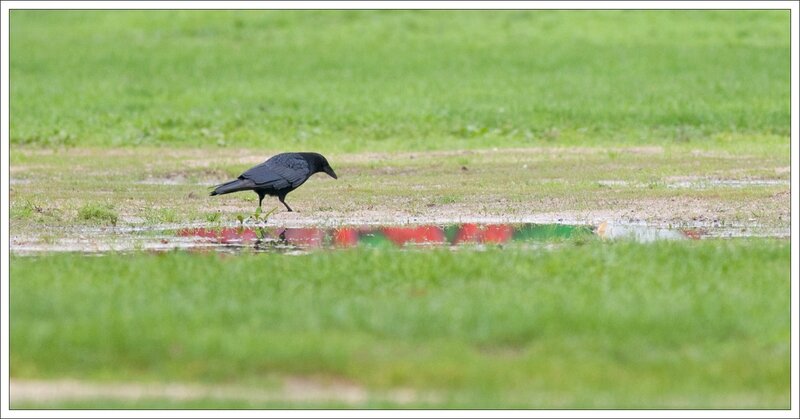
[10,221,788,255]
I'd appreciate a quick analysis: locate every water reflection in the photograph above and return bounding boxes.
[11,222,730,255]
[176,223,616,249]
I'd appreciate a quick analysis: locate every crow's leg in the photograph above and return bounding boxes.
[257,192,266,209]
[279,195,293,212]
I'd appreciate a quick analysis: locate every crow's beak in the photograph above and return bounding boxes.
[324,166,338,179]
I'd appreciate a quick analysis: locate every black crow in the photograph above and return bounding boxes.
[210,152,337,212]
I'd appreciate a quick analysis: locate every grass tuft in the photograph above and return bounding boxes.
[77,203,118,225]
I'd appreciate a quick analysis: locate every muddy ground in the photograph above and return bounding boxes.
[9,146,790,252]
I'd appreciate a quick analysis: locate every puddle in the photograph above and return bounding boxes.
[175,223,594,250]
[11,220,786,255]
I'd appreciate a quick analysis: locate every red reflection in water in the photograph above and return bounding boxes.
[454,224,514,244]
[455,223,480,243]
[482,225,514,243]
[334,228,360,247]
[382,226,445,245]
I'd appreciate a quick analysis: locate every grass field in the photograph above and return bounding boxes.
[10,10,789,151]
[8,10,791,409]
[10,240,791,408]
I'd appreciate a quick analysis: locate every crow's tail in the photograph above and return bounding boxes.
[210,179,252,196]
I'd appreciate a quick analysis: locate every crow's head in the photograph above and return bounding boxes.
[320,159,338,179]
[303,152,338,179]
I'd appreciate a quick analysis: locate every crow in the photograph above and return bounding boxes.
[210,152,337,212]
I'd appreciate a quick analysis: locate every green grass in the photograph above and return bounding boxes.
[10,240,790,408]
[77,202,119,225]
[9,199,38,219]
[10,10,789,152]
[142,207,180,224]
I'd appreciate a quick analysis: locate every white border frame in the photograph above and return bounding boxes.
[1,2,797,418]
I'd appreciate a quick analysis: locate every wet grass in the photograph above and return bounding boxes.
[10,10,789,152]
[10,239,790,408]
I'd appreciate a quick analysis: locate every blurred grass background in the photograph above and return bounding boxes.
[10,240,791,408]
[10,10,790,151]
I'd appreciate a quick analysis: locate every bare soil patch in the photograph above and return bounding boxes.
[10,378,432,406]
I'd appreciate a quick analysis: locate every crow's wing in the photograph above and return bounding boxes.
[239,154,310,190]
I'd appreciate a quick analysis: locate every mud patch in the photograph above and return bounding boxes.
[138,168,232,186]
[10,146,789,252]
[666,179,789,189]
[597,178,789,189]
